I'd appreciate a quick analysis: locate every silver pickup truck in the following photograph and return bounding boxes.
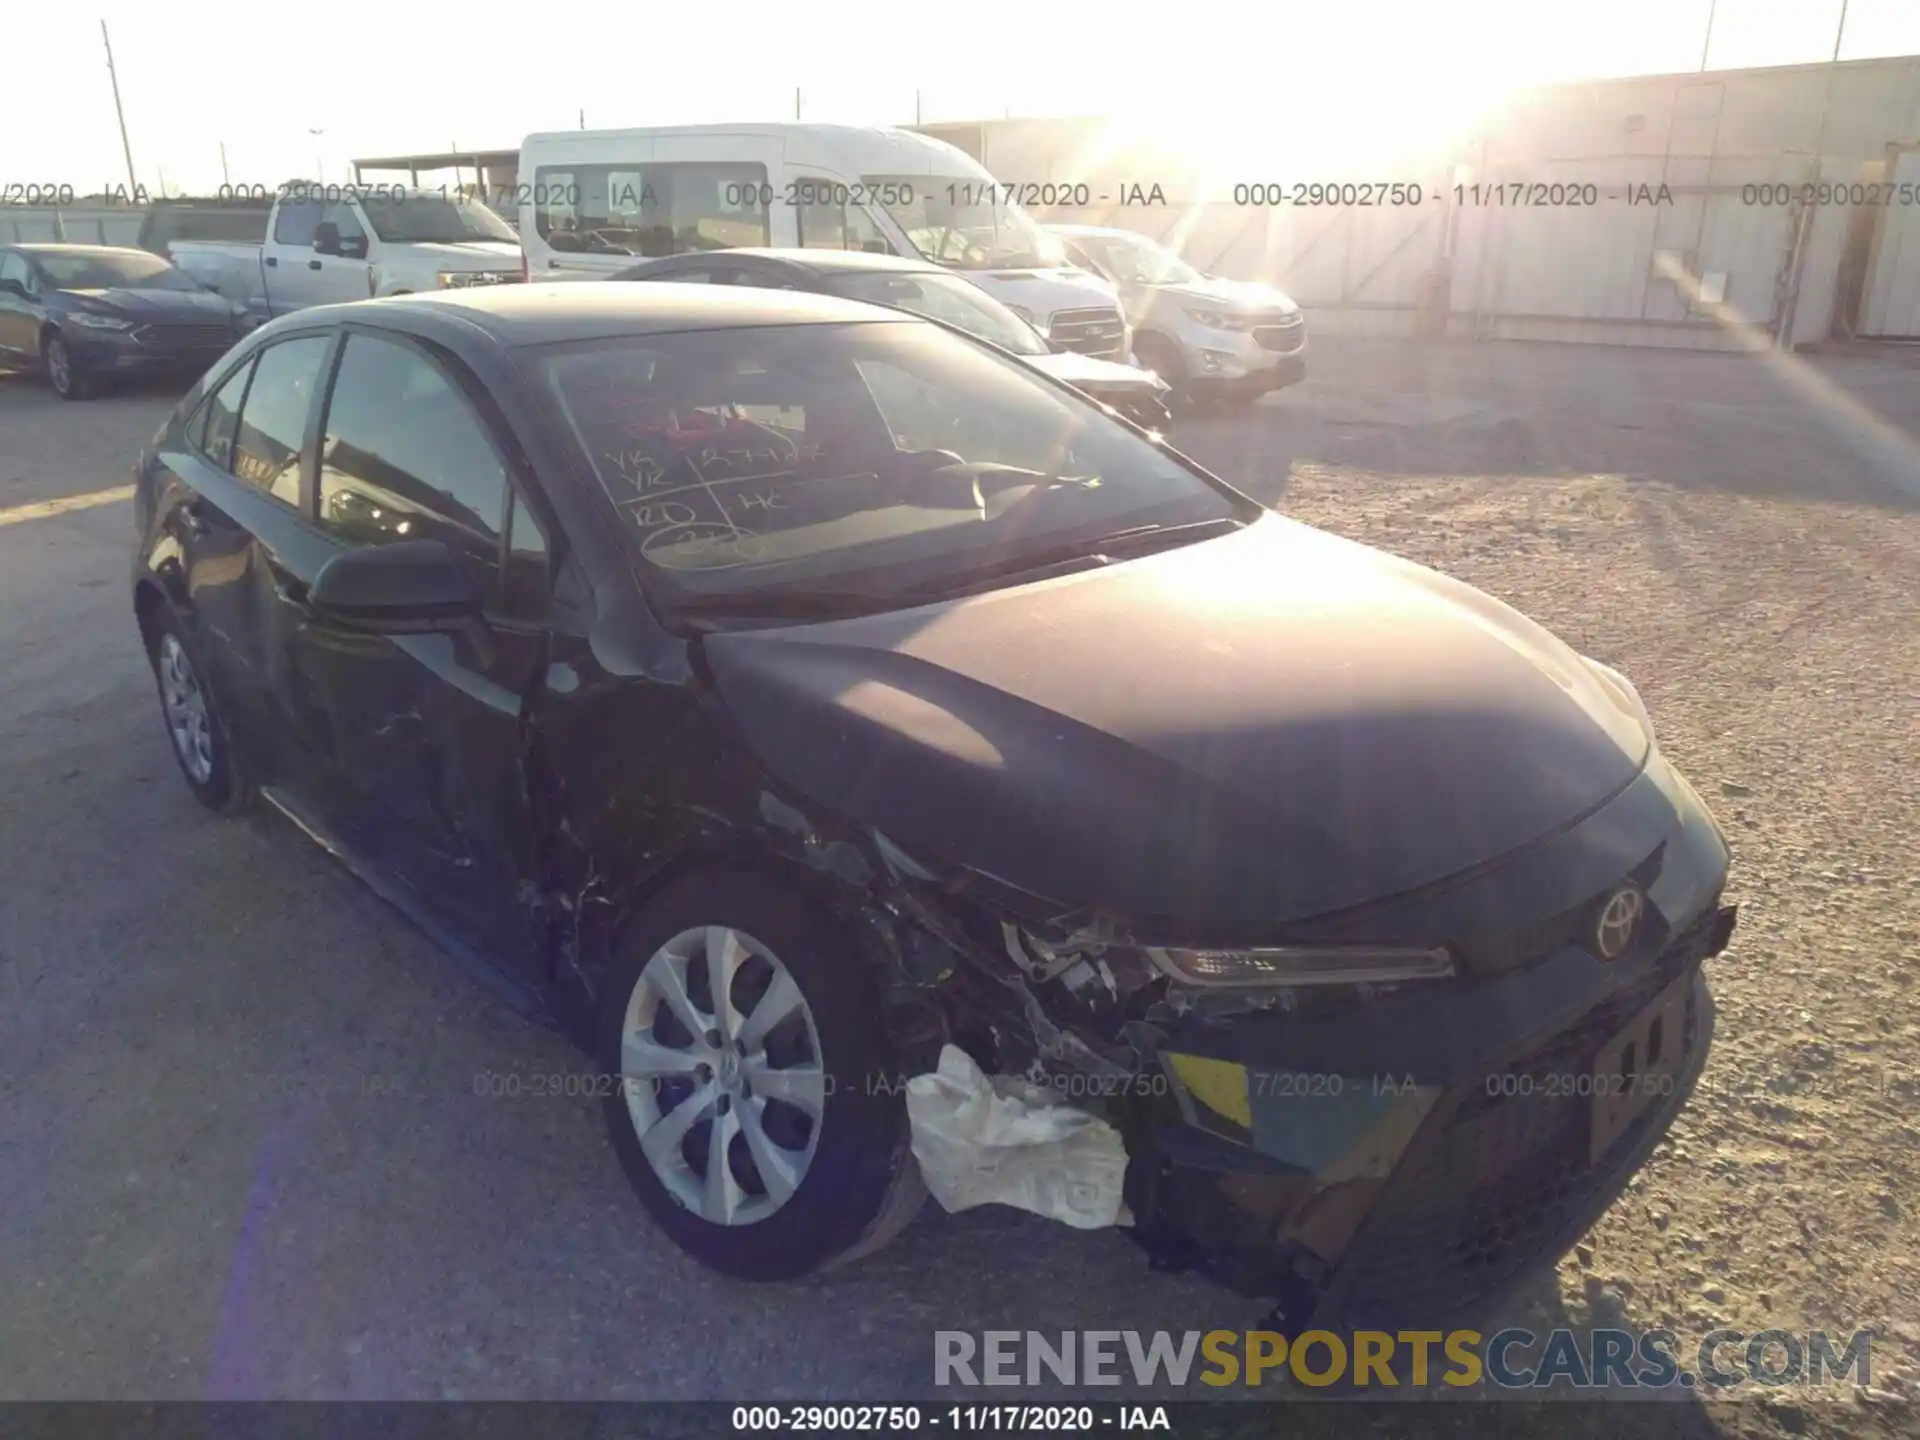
[167,186,521,325]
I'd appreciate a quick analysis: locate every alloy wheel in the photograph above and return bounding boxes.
[157,633,215,785]
[46,337,72,396]
[619,925,826,1226]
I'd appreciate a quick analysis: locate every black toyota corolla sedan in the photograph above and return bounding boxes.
[131,282,1734,1329]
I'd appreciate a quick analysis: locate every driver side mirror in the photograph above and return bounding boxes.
[309,540,484,633]
[0,277,25,298]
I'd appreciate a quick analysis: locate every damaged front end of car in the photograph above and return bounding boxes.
[700,744,1738,1337]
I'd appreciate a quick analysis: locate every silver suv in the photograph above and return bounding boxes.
[1051,224,1307,407]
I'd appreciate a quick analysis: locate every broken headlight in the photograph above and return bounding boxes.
[1144,944,1456,989]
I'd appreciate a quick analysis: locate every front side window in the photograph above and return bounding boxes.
[533,164,768,258]
[320,201,369,250]
[538,319,1233,608]
[795,192,895,256]
[0,252,32,290]
[316,333,507,576]
[231,337,331,505]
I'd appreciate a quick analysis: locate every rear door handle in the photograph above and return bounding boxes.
[308,260,323,271]
[265,256,278,268]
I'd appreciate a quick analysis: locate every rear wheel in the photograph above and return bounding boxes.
[598,867,922,1279]
[144,607,253,813]
[43,332,93,401]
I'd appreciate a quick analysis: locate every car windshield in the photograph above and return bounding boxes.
[358,194,516,244]
[864,178,1067,271]
[33,250,205,292]
[1069,232,1202,286]
[539,319,1235,608]
[821,271,1049,356]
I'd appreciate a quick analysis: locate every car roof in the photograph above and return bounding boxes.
[631,248,940,278]
[12,243,157,257]
[357,281,915,345]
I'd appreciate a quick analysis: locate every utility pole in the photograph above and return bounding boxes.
[915,89,922,126]
[101,21,138,198]
[310,128,326,184]
[219,142,231,188]
[579,108,585,130]
[1699,0,1718,70]
[795,88,802,120]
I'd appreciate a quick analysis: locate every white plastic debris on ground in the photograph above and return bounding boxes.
[904,1044,1132,1230]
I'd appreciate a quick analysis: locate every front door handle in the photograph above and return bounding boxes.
[265,256,278,268]
[308,260,323,271]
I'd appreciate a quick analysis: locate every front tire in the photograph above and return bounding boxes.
[43,332,93,401]
[598,866,921,1280]
[145,606,252,813]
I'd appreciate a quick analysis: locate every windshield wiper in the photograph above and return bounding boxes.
[889,515,1251,604]
[669,587,898,627]
[669,517,1250,625]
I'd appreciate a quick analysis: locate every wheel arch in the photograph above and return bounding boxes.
[133,576,172,652]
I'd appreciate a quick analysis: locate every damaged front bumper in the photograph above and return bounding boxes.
[855,741,1735,1333]
[1127,904,1729,1331]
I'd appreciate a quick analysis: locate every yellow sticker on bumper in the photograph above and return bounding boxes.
[1164,1053,1253,1129]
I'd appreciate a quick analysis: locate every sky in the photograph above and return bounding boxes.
[8,0,1919,196]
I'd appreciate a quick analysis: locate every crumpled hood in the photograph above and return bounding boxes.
[59,287,239,321]
[704,516,1651,936]
[1025,350,1164,390]
[393,240,520,267]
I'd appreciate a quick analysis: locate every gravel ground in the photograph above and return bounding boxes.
[1177,340,1920,1436]
[1,340,1916,1433]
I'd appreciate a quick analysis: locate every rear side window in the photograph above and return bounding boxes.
[316,333,508,576]
[532,163,768,258]
[231,337,330,506]
[192,360,254,470]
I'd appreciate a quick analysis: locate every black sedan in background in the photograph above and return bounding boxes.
[130,283,1733,1330]
[613,248,1174,433]
[0,243,244,399]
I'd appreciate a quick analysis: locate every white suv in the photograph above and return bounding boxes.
[1051,224,1307,406]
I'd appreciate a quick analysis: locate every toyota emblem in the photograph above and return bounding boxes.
[1594,886,1645,960]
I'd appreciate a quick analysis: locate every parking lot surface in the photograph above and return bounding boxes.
[1,341,1916,1432]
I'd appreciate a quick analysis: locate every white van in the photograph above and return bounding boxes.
[516,123,1130,360]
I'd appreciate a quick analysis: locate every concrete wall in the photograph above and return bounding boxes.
[0,207,147,247]
[919,55,1920,349]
